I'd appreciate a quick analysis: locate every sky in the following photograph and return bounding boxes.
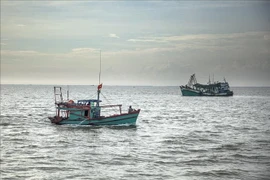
[1,1,270,86]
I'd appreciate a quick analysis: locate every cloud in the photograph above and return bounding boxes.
[109,34,120,38]
[17,24,26,27]
[2,31,268,59]
[43,1,83,7]
[128,32,267,43]
[71,48,99,54]
[127,38,166,43]
[126,31,270,53]
[1,50,40,56]
[1,1,82,7]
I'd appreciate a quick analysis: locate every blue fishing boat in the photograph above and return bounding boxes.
[48,51,140,125]
[180,74,233,96]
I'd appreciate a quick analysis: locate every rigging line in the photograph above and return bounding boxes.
[81,93,96,101]
[83,86,99,100]
[100,92,118,108]
[76,118,88,126]
[88,90,98,99]
[100,92,112,104]
[100,92,119,113]
[100,89,139,108]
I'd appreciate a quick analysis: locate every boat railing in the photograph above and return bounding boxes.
[100,104,122,108]
[56,102,123,111]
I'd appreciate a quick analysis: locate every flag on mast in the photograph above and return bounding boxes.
[98,83,103,90]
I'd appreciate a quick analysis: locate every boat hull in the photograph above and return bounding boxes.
[180,88,202,96]
[49,110,140,126]
[180,87,233,96]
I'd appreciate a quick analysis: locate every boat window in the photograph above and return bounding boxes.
[84,110,88,117]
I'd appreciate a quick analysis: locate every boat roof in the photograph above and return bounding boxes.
[77,99,102,103]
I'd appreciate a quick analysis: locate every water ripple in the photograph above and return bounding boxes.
[1,85,270,179]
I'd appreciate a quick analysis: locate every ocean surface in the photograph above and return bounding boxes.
[1,85,270,180]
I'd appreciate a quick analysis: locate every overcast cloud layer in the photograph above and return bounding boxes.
[1,1,270,86]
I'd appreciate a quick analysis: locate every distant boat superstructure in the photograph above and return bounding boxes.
[180,74,233,96]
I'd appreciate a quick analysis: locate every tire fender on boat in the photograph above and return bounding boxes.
[68,100,74,104]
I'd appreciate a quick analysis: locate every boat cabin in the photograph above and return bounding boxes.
[192,81,231,94]
[74,99,101,119]
[55,99,102,120]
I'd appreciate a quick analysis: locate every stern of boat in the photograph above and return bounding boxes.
[48,116,63,124]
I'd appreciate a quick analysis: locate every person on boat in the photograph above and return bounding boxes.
[128,106,134,113]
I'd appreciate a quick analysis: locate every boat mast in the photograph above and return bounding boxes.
[67,85,69,100]
[97,49,101,107]
[99,49,101,85]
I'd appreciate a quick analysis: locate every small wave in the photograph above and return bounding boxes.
[34,166,79,172]
[102,160,127,166]
[255,139,270,143]
[232,153,269,161]
[137,173,159,177]
[0,115,13,118]
[158,149,189,155]
[184,169,240,177]
[154,160,176,165]
[217,142,245,151]
[28,155,51,160]
[56,140,70,144]
[162,139,178,144]
[107,124,137,129]
[198,138,218,143]
[181,158,218,166]
[264,129,270,134]
[188,148,208,153]
[0,122,11,126]
[31,106,48,108]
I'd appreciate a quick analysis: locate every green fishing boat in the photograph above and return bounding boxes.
[180,74,233,96]
[48,85,140,125]
[48,50,140,125]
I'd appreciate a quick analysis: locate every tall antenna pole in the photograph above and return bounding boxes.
[67,85,69,100]
[99,49,101,84]
[97,49,101,107]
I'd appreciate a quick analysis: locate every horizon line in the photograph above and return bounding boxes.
[1,83,270,88]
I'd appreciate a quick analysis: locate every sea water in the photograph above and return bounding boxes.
[1,85,270,179]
